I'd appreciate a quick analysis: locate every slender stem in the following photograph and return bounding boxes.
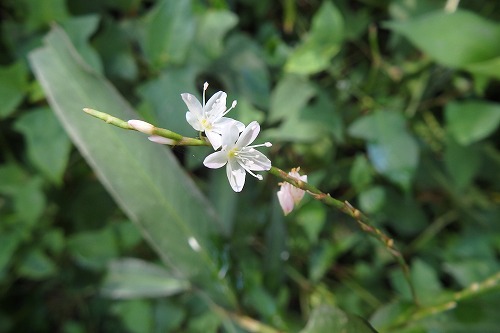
[83,108,209,146]
[268,166,419,305]
[82,108,418,305]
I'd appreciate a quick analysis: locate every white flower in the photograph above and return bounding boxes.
[203,121,272,192]
[277,168,307,215]
[181,82,244,150]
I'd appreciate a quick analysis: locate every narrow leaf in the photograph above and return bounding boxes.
[101,258,190,299]
[28,26,235,307]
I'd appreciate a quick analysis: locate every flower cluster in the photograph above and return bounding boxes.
[183,83,272,192]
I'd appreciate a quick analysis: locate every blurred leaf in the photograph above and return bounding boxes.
[444,138,481,189]
[359,186,386,214]
[300,304,378,333]
[209,169,238,236]
[60,15,103,73]
[411,259,443,305]
[18,0,69,31]
[140,0,195,68]
[286,2,344,75]
[93,19,138,81]
[152,300,186,332]
[101,258,190,299]
[67,227,119,270]
[0,230,23,279]
[29,26,235,306]
[309,241,336,283]
[267,90,342,142]
[445,101,500,145]
[0,62,29,118]
[349,111,419,191]
[136,67,199,135]
[0,163,28,195]
[17,248,58,279]
[269,74,316,122]
[13,177,46,226]
[195,10,238,59]
[186,311,222,333]
[112,300,153,333]
[386,10,500,68]
[14,107,72,185]
[216,34,271,109]
[349,155,374,192]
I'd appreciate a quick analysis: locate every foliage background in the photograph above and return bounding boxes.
[1,0,500,332]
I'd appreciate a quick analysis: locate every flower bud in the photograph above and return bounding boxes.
[128,120,155,135]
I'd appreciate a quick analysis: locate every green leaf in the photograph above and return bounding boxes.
[136,67,199,135]
[386,10,500,68]
[101,258,190,299]
[348,111,419,191]
[300,305,378,333]
[112,300,153,333]
[0,231,23,279]
[445,101,500,145]
[29,26,235,307]
[215,34,271,109]
[17,249,58,280]
[14,107,72,185]
[286,2,344,74]
[195,10,238,59]
[67,227,119,270]
[60,15,103,73]
[140,0,196,68]
[444,138,481,189]
[19,0,69,31]
[0,62,29,118]
[269,74,316,122]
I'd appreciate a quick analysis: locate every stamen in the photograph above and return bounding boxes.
[202,82,208,108]
[222,100,238,117]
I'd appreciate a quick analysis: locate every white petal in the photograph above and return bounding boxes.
[226,158,246,192]
[242,149,271,171]
[186,112,203,131]
[277,186,294,215]
[128,119,155,134]
[213,117,243,131]
[205,130,222,150]
[221,124,240,148]
[203,151,228,169]
[148,136,176,145]
[205,91,227,118]
[181,93,203,118]
[236,121,260,148]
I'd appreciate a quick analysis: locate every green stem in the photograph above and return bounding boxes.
[83,108,209,146]
[82,108,418,305]
[268,166,419,306]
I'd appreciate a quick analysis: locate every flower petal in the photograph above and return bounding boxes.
[221,124,240,149]
[212,117,244,133]
[203,151,228,169]
[148,136,176,145]
[226,158,246,192]
[236,121,260,148]
[242,149,271,171]
[277,185,294,215]
[181,93,203,118]
[205,91,227,119]
[186,112,203,131]
[205,130,222,150]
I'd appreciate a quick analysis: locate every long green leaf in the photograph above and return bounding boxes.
[28,26,235,307]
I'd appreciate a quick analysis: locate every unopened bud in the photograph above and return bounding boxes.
[148,136,176,145]
[128,120,155,135]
